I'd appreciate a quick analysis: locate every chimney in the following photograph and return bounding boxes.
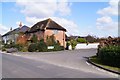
[10,27,12,31]
[19,22,22,28]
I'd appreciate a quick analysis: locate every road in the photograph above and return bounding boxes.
[1,49,119,78]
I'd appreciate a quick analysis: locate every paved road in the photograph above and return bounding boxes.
[2,49,119,78]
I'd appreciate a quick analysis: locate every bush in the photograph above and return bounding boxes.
[21,47,28,52]
[53,43,64,51]
[14,44,23,51]
[4,44,12,48]
[77,38,86,43]
[2,47,6,51]
[46,35,64,51]
[37,39,47,52]
[31,34,38,43]
[3,42,23,51]
[70,39,77,50]
[46,35,56,46]
[28,43,37,52]
[98,45,120,68]
[66,41,70,50]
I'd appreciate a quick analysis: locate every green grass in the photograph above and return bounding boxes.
[90,56,120,72]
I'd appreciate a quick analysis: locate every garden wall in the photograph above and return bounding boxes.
[69,43,99,50]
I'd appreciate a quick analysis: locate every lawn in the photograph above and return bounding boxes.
[90,56,120,72]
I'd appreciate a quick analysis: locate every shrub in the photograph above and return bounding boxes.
[21,47,28,52]
[28,43,37,52]
[2,47,6,51]
[53,42,64,51]
[98,45,120,68]
[66,41,70,50]
[46,35,64,51]
[77,38,86,43]
[46,35,56,46]
[31,34,38,43]
[3,42,23,51]
[37,39,47,52]
[4,44,11,48]
[14,44,23,51]
[70,39,77,50]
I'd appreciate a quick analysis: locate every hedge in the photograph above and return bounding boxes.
[98,45,120,68]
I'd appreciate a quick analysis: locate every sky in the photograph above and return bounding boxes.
[0,0,119,38]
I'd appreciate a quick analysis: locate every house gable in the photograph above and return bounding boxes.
[27,18,66,33]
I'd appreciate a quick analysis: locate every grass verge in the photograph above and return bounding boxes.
[89,56,120,72]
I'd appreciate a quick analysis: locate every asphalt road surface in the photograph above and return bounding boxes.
[1,49,119,78]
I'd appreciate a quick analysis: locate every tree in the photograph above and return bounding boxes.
[37,39,47,52]
[31,34,38,43]
[46,35,56,46]
[70,39,77,50]
[85,35,97,43]
[77,38,86,43]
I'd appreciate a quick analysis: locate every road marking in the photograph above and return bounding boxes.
[86,61,118,77]
[86,62,90,65]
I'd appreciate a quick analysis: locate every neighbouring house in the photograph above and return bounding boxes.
[0,34,3,49]
[0,34,2,42]
[2,23,29,44]
[66,36,86,41]
[25,18,67,47]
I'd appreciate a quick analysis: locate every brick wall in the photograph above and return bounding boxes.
[44,29,66,47]
[17,34,28,45]
[16,29,66,47]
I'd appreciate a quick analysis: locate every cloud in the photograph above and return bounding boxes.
[96,21,118,32]
[16,0,71,17]
[57,2,71,16]
[97,0,119,16]
[0,24,9,35]
[96,16,118,32]
[26,16,81,36]
[96,0,118,37]
[15,0,81,36]
[96,16,112,24]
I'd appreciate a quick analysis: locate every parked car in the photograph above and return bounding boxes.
[6,48,18,53]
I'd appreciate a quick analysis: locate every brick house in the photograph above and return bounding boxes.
[25,18,67,47]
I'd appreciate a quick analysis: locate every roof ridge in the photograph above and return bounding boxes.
[45,18,51,29]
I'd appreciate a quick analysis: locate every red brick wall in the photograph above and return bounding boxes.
[17,29,66,47]
[44,29,66,47]
[17,34,28,45]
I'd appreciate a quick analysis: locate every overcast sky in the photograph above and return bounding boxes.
[0,0,119,37]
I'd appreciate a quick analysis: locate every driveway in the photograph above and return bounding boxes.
[2,49,118,78]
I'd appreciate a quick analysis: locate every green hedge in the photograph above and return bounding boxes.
[98,45,120,68]
[77,38,86,43]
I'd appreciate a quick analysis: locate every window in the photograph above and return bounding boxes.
[53,30,58,34]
